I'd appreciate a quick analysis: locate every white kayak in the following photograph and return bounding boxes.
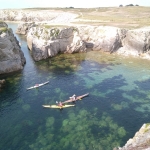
[42,104,75,109]
[27,81,49,90]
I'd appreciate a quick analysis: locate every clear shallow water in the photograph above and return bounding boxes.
[1,23,150,150]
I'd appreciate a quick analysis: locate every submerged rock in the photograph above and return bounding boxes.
[0,21,26,74]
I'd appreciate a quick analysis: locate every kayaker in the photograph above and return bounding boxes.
[35,84,39,87]
[69,94,76,102]
[56,101,63,107]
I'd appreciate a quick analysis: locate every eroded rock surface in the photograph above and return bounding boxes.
[0,22,26,74]
[117,27,150,58]
[16,23,149,61]
[116,123,150,150]
[26,26,86,61]
[78,25,126,52]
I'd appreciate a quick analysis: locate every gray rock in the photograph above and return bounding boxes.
[0,22,26,74]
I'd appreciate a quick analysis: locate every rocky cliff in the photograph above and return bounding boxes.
[116,123,150,150]
[0,22,26,74]
[26,25,86,61]
[16,23,150,61]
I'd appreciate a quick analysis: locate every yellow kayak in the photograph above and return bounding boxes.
[42,104,75,109]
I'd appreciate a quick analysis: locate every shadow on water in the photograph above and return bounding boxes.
[1,23,150,150]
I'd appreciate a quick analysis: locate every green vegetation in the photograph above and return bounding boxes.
[29,110,126,150]
[144,123,150,133]
[0,27,8,33]
[44,24,69,28]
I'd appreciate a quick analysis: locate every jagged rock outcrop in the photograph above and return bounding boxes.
[25,24,128,61]
[117,27,150,59]
[16,22,37,35]
[26,26,86,61]
[116,123,150,150]
[0,10,78,23]
[78,26,126,52]
[0,21,26,74]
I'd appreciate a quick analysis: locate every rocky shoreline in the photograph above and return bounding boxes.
[0,8,150,149]
[115,123,150,150]
[16,22,150,61]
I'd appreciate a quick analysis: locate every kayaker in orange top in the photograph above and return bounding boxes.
[56,101,63,108]
[35,84,39,87]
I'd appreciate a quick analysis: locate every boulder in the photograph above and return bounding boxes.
[0,22,26,74]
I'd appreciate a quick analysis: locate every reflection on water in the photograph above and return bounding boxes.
[0,23,150,150]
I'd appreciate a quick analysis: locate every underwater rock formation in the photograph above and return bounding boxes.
[0,21,26,74]
[115,123,150,150]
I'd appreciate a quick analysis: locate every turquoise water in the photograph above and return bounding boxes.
[1,23,150,150]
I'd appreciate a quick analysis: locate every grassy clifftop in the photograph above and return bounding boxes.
[22,6,150,29]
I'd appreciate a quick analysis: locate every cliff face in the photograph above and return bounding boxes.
[26,26,86,61]
[117,123,150,150]
[0,22,26,74]
[17,22,150,61]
